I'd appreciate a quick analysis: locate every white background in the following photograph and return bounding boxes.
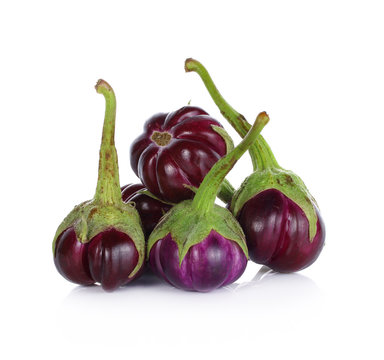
[1,1,383,359]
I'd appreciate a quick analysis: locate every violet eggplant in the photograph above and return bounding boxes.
[130,106,235,203]
[53,80,145,291]
[147,112,269,292]
[185,59,325,273]
[121,183,172,238]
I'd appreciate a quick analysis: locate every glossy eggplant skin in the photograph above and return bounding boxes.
[121,183,172,238]
[237,189,325,272]
[54,227,142,291]
[148,230,247,292]
[130,106,227,203]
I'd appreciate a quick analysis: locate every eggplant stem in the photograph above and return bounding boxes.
[192,112,269,215]
[185,58,280,171]
[93,79,122,205]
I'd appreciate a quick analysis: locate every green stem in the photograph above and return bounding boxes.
[185,58,280,171]
[192,112,269,215]
[218,179,235,204]
[93,79,122,205]
[256,136,280,170]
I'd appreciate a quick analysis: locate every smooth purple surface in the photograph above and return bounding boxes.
[54,227,141,291]
[237,189,325,272]
[54,227,93,285]
[149,230,248,292]
[130,106,227,203]
[121,183,172,238]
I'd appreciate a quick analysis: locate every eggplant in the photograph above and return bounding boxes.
[186,58,325,272]
[53,80,145,291]
[147,112,269,291]
[121,183,172,239]
[130,106,234,203]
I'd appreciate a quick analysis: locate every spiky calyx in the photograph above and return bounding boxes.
[230,168,319,241]
[53,200,145,278]
[147,200,248,266]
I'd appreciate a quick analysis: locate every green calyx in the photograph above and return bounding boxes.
[137,189,176,206]
[230,168,319,240]
[211,124,234,153]
[52,79,145,278]
[147,200,248,265]
[53,201,145,277]
[185,58,320,241]
[147,112,269,264]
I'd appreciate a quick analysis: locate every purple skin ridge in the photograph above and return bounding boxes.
[237,189,325,272]
[121,184,172,239]
[130,106,227,203]
[148,230,248,292]
[54,227,141,291]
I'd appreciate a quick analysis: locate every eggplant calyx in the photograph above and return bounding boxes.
[147,200,248,266]
[53,200,145,278]
[230,169,319,241]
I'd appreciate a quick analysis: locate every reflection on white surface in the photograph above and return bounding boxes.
[57,263,323,353]
[226,264,321,295]
[60,263,322,308]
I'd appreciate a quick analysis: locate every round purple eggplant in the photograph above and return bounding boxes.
[53,80,145,291]
[186,58,325,272]
[54,227,141,290]
[149,231,247,292]
[130,106,235,203]
[121,183,172,238]
[237,189,325,272]
[147,112,269,292]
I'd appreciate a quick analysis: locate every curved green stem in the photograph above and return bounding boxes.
[185,58,280,171]
[93,79,122,205]
[193,112,269,215]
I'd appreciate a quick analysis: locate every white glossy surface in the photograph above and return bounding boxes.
[1,1,383,359]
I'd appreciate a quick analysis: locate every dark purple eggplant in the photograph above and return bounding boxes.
[147,112,269,292]
[237,189,325,272]
[130,106,235,203]
[185,58,325,273]
[53,80,145,291]
[121,183,172,238]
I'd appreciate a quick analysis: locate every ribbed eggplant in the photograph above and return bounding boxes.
[53,80,145,291]
[148,112,269,291]
[186,58,325,272]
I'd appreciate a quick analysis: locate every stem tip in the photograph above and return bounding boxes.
[256,111,270,127]
[95,79,113,93]
[185,58,198,73]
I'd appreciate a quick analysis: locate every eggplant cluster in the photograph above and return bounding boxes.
[52,60,325,293]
